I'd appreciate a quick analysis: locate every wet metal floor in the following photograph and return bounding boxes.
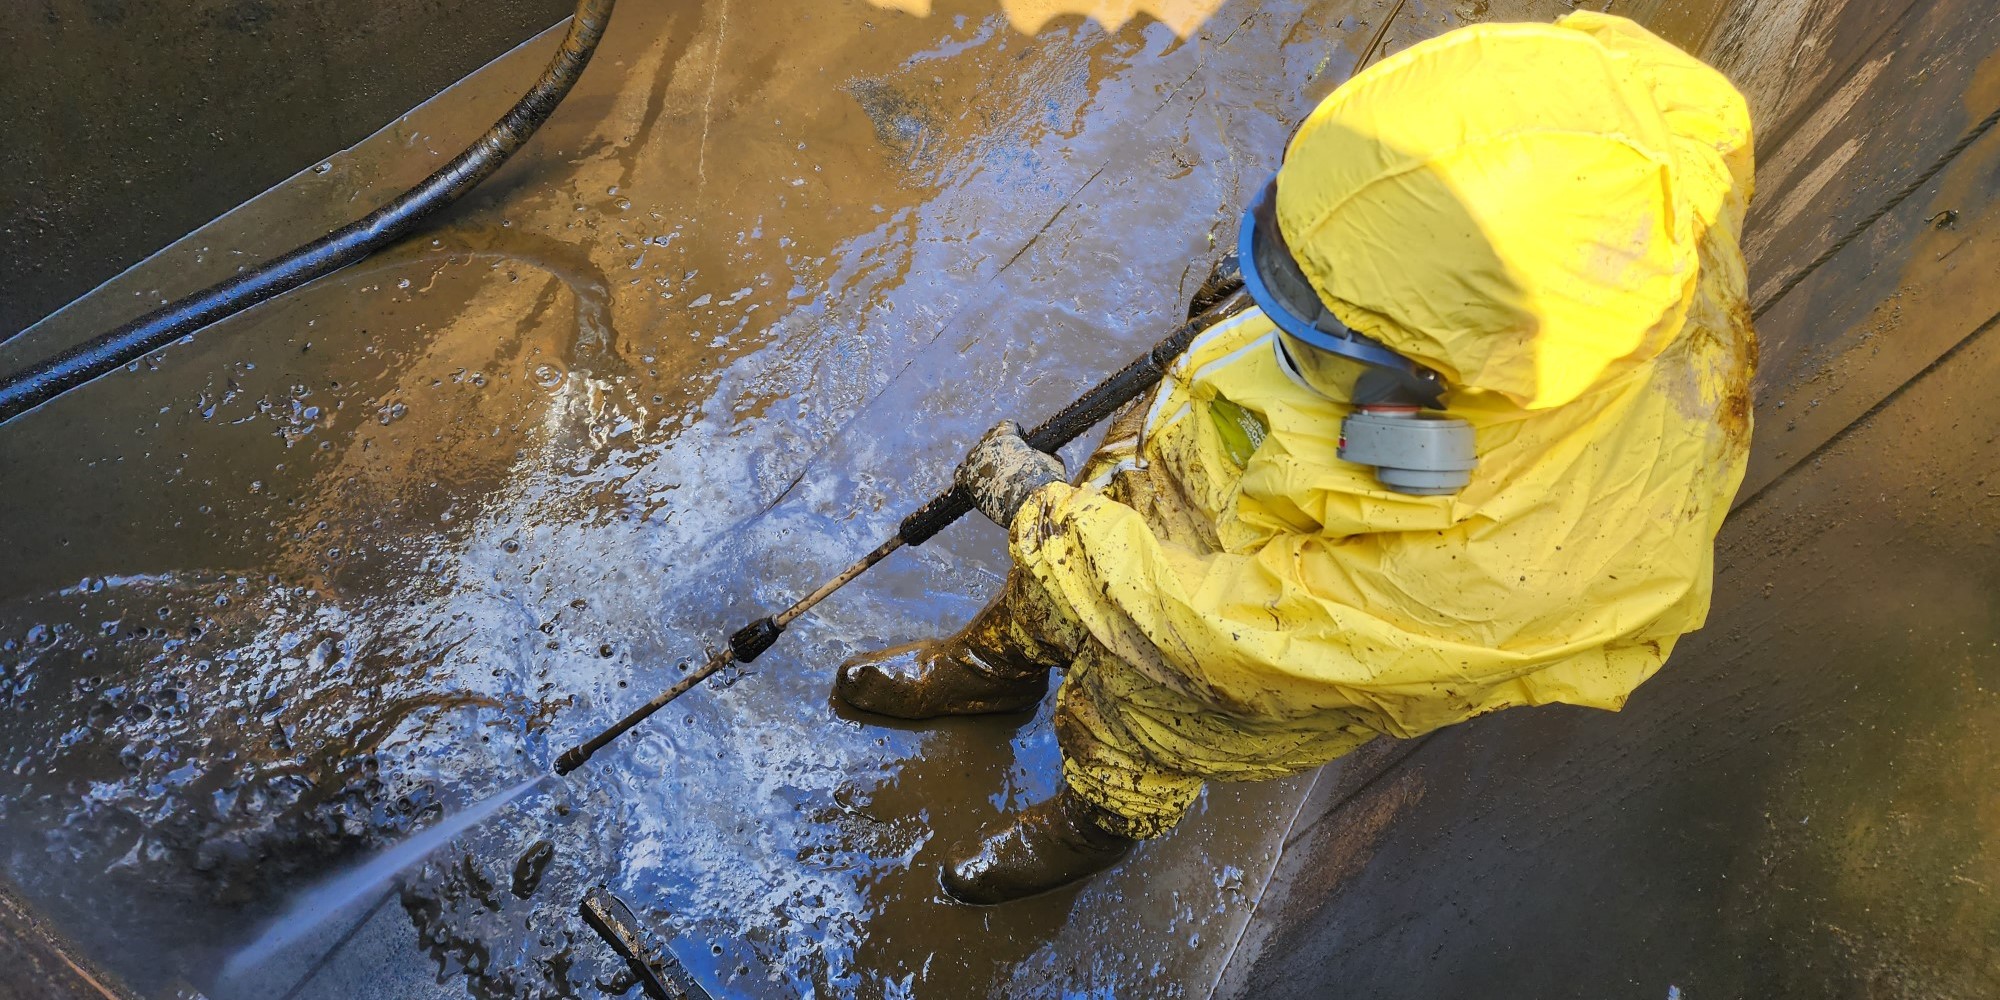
[0,1,1697,996]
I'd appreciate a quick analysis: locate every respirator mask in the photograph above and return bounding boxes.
[1237,176,1476,495]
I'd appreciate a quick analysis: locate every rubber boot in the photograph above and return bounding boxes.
[834,573,1073,720]
[941,786,1137,905]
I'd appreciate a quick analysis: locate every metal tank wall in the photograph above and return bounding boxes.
[0,0,575,339]
[1221,0,2000,995]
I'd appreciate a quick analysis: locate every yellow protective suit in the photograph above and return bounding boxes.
[1009,12,1757,837]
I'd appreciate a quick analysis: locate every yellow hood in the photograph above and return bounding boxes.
[1275,12,1752,409]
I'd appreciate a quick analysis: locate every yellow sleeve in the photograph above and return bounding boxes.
[1009,479,1672,739]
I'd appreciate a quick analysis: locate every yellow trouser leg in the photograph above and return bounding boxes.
[956,566,1090,676]
[1048,612,1382,839]
[1053,642,1206,840]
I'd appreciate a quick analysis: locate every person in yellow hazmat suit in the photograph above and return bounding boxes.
[836,10,1757,905]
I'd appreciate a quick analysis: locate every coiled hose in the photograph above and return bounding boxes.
[0,0,618,426]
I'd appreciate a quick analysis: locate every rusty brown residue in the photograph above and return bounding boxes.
[1717,280,1760,453]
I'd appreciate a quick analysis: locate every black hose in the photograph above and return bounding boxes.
[0,0,619,426]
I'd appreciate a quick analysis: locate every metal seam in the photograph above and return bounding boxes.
[1752,102,2000,321]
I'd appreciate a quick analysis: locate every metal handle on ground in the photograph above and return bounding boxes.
[579,888,713,1000]
[554,287,1244,775]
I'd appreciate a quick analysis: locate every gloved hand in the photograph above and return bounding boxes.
[956,420,1065,528]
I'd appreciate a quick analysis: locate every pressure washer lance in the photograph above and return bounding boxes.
[554,287,1246,775]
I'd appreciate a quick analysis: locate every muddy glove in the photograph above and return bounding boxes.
[956,420,1065,529]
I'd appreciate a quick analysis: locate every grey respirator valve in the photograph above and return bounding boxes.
[1339,406,1477,495]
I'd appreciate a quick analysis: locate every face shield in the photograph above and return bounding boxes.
[1238,175,1476,496]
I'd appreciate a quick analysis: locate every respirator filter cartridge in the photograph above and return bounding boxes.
[1338,408,1476,495]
